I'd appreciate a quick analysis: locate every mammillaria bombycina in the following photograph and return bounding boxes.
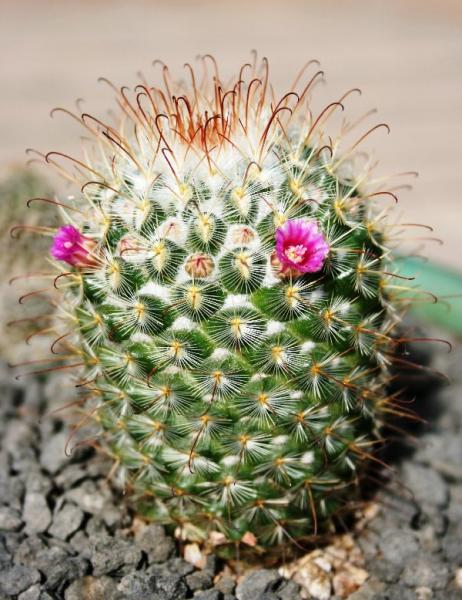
[14,56,419,554]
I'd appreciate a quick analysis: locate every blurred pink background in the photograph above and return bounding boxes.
[1,0,461,269]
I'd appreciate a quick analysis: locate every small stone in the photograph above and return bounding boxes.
[2,420,34,453]
[236,570,281,600]
[4,531,24,555]
[378,528,419,565]
[69,530,91,557]
[85,516,110,538]
[14,536,47,567]
[373,559,403,583]
[402,554,450,590]
[40,431,69,474]
[193,591,221,600]
[378,584,418,600]
[18,584,41,600]
[117,572,157,599]
[65,480,106,515]
[0,536,11,564]
[48,502,84,540]
[25,471,52,496]
[447,486,462,523]
[0,475,24,510]
[155,574,188,599]
[91,537,142,576]
[65,576,122,600]
[414,433,462,481]
[204,554,218,576]
[402,464,448,508]
[135,523,175,563]
[54,464,87,489]
[42,555,89,591]
[348,578,385,600]
[443,530,462,564]
[0,564,41,595]
[0,506,23,531]
[23,492,52,534]
[276,579,302,600]
[186,570,213,591]
[215,575,236,595]
[166,557,195,576]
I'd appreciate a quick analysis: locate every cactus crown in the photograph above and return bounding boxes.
[24,57,405,550]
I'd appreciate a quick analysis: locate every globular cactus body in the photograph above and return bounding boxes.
[36,58,403,550]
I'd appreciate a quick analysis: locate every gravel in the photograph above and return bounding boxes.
[0,335,461,599]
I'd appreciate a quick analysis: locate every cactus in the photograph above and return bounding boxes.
[22,58,408,551]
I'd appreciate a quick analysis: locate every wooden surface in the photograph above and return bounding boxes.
[1,0,461,269]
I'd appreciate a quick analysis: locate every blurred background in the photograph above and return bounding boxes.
[1,0,461,349]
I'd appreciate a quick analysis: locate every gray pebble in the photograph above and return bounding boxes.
[14,536,47,567]
[65,575,122,600]
[0,475,24,510]
[378,528,419,565]
[447,485,462,523]
[69,530,91,557]
[25,471,52,496]
[42,555,89,591]
[23,492,52,534]
[85,516,110,538]
[54,463,88,489]
[276,579,302,600]
[194,591,221,600]
[135,523,175,563]
[442,528,462,564]
[155,575,188,599]
[117,571,157,598]
[376,584,417,600]
[0,536,11,564]
[215,575,236,595]
[402,554,450,589]
[402,462,449,508]
[40,431,69,474]
[348,578,385,600]
[235,570,281,600]
[48,502,84,540]
[147,556,194,578]
[0,506,23,531]
[414,433,462,480]
[0,564,41,595]
[373,558,403,583]
[4,531,24,555]
[186,569,213,591]
[2,420,34,453]
[65,480,106,515]
[18,584,41,600]
[90,537,142,576]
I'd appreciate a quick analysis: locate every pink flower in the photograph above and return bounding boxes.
[51,225,97,267]
[275,219,329,274]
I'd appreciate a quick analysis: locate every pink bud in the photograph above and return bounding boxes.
[51,225,98,267]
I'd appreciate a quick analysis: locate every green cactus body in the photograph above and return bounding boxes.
[40,59,402,550]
